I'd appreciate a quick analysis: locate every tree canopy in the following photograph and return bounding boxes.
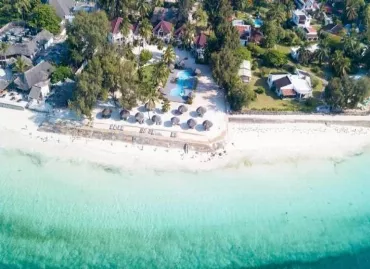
[28,4,61,34]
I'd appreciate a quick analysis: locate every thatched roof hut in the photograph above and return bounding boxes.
[194,68,201,76]
[152,115,162,125]
[187,118,197,129]
[196,106,207,117]
[145,100,155,111]
[202,120,213,131]
[135,112,144,124]
[178,104,188,114]
[102,108,112,119]
[171,116,180,126]
[120,109,130,121]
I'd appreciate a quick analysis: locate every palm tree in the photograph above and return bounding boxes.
[153,62,169,86]
[0,42,9,61]
[136,0,151,17]
[182,23,195,50]
[346,0,359,21]
[139,18,153,48]
[314,46,330,66]
[144,86,159,117]
[162,45,176,65]
[331,50,351,77]
[14,0,31,20]
[297,43,311,65]
[13,56,27,73]
[192,8,208,28]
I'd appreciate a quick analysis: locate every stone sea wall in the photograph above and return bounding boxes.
[38,122,226,152]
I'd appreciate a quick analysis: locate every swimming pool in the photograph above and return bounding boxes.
[254,18,263,28]
[170,70,194,97]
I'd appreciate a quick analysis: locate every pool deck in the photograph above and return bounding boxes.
[162,69,195,103]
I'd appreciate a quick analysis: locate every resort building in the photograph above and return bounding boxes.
[294,0,319,11]
[28,80,50,102]
[238,60,252,83]
[14,61,54,92]
[267,73,312,99]
[292,10,312,27]
[232,20,251,46]
[0,29,53,63]
[193,33,207,59]
[47,0,97,24]
[250,30,264,45]
[108,17,134,45]
[153,20,173,43]
[303,26,318,41]
[321,23,344,36]
[174,25,186,45]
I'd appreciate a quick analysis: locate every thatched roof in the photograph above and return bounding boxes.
[120,109,130,120]
[171,116,180,126]
[196,106,207,117]
[135,112,144,123]
[102,108,112,118]
[202,120,213,131]
[152,115,162,125]
[178,104,188,114]
[187,118,197,129]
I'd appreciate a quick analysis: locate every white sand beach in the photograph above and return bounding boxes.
[1,108,370,171]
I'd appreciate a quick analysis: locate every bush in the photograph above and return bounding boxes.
[311,76,320,89]
[305,97,315,107]
[254,87,265,94]
[186,95,194,105]
[311,66,320,74]
[51,66,73,83]
[162,98,171,112]
[247,43,265,57]
[139,50,152,66]
[234,46,252,60]
[260,67,269,77]
[157,40,165,50]
[263,50,288,67]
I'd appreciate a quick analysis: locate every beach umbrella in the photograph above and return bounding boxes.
[152,115,162,125]
[202,120,213,131]
[194,68,201,76]
[135,112,144,124]
[120,109,130,121]
[171,116,180,126]
[178,104,188,114]
[188,91,195,99]
[187,118,197,129]
[102,108,112,119]
[196,106,207,117]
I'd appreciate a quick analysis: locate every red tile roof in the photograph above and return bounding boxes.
[174,25,185,37]
[281,88,296,97]
[194,33,207,47]
[153,20,173,35]
[110,17,123,34]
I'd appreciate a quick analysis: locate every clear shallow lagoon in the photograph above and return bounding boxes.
[1,148,370,268]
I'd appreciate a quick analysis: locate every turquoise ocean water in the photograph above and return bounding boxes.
[1,148,370,268]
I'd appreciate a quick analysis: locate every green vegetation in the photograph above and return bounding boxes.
[139,50,153,66]
[51,66,73,84]
[28,4,60,34]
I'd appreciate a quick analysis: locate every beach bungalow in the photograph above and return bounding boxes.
[153,20,173,43]
[321,23,344,36]
[292,10,311,27]
[193,33,207,59]
[232,20,252,46]
[28,80,50,102]
[109,17,124,45]
[267,73,312,99]
[250,30,264,45]
[14,61,54,92]
[174,25,186,44]
[238,60,252,83]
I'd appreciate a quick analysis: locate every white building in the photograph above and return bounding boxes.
[290,43,319,60]
[294,0,319,11]
[238,60,252,83]
[267,73,312,99]
[292,10,311,27]
[108,17,134,45]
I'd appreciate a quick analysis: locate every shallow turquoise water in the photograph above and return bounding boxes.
[0,148,370,268]
[170,70,193,97]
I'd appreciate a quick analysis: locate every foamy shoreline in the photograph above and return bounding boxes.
[1,109,370,171]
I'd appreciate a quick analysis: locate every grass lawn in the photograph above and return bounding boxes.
[275,45,291,55]
[245,70,323,112]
